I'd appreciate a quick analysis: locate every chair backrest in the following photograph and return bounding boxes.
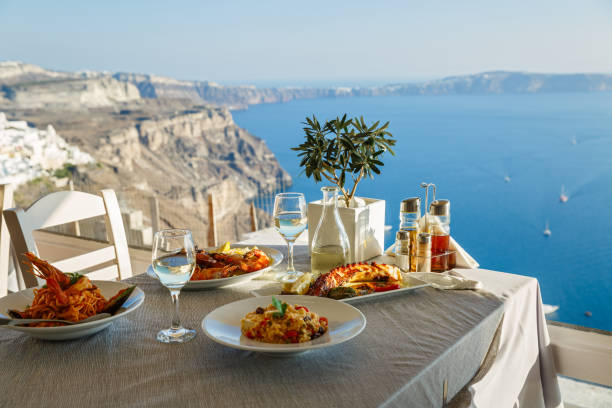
[3,189,132,288]
[0,183,15,297]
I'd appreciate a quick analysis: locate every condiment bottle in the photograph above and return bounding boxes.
[416,233,431,272]
[399,197,420,271]
[429,199,450,272]
[394,230,410,272]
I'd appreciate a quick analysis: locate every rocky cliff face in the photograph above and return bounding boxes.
[5,101,287,243]
[0,61,73,85]
[0,61,290,243]
[96,107,289,197]
[1,76,140,109]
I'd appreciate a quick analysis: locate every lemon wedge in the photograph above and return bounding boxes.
[211,241,231,253]
[282,273,314,295]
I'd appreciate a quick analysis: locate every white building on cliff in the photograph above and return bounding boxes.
[0,112,94,185]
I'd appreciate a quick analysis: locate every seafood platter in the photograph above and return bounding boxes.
[147,242,283,289]
[251,261,429,303]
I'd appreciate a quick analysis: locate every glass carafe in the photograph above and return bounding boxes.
[310,186,350,276]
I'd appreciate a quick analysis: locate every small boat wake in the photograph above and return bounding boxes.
[559,185,569,203]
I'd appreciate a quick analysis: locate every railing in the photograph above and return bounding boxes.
[248,174,288,217]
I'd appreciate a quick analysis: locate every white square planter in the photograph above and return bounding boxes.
[308,197,385,262]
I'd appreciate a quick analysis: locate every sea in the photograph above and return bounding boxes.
[232,92,612,332]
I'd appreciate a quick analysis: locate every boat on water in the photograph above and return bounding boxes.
[504,175,511,183]
[571,136,577,145]
[543,221,551,237]
[543,304,559,314]
[559,186,569,203]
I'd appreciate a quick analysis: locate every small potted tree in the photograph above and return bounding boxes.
[292,114,396,261]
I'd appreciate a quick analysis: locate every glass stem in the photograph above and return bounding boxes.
[286,241,295,272]
[170,289,182,330]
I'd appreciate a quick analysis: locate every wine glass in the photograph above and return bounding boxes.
[152,229,197,343]
[273,192,307,283]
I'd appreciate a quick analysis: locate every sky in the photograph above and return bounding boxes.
[1,0,611,86]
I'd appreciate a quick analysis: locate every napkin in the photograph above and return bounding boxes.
[385,235,479,269]
[408,270,483,290]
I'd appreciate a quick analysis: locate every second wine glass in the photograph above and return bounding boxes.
[152,229,197,344]
[273,192,307,283]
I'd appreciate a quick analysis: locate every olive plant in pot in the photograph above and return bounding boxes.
[292,114,396,262]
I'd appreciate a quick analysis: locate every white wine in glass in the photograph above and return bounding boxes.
[152,229,197,344]
[273,193,307,283]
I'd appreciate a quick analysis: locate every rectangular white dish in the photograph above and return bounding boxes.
[250,274,430,303]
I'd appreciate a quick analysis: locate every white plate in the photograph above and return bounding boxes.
[250,273,430,303]
[202,295,366,355]
[147,245,283,290]
[0,280,144,341]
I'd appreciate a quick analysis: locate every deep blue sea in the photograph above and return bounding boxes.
[233,93,612,331]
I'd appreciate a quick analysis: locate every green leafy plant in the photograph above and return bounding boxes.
[292,114,396,207]
[53,163,76,179]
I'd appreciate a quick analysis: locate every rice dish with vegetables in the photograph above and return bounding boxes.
[240,297,328,344]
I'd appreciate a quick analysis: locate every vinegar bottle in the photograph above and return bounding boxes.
[429,199,450,272]
[310,186,350,276]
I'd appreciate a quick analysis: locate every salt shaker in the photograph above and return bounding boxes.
[416,233,431,273]
[394,230,411,272]
[399,197,420,271]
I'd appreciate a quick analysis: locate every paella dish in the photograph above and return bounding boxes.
[192,242,271,281]
[240,296,328,344]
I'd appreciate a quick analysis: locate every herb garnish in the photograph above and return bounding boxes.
[271,296,287,318]
[66,273,84,286]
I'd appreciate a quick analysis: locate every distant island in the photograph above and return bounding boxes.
[1,61,611,111]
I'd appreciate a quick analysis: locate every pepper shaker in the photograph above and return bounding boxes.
[416,233,431,273]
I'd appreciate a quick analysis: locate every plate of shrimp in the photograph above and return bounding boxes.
[146,243,283,289]
[1,253,144,340]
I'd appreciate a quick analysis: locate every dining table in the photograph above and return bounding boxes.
[0,228,563,408]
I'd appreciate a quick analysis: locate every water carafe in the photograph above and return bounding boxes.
[310,186,350,276]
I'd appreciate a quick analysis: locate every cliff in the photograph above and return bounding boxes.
[6,101,287,243]
[111,70,612,108]
[4,62,611,112]
[0,62,290,243]
[0,76,140,109]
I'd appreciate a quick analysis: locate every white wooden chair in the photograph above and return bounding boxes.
[3,189,132,288]
[0,183,15,297]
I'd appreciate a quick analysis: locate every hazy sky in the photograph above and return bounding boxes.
[1,0,611,85]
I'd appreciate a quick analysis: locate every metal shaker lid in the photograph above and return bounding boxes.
[396,230,411,241]
[429,199,450,216]
[417,232,431,244]
[400,197,420,213]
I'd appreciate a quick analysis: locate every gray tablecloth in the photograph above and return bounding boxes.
[0,233,561,408]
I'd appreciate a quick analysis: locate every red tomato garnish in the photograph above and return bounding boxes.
[374,284,400,292]
[319,317,328,325]
[295,306,309,313]
[283,330,298,338]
